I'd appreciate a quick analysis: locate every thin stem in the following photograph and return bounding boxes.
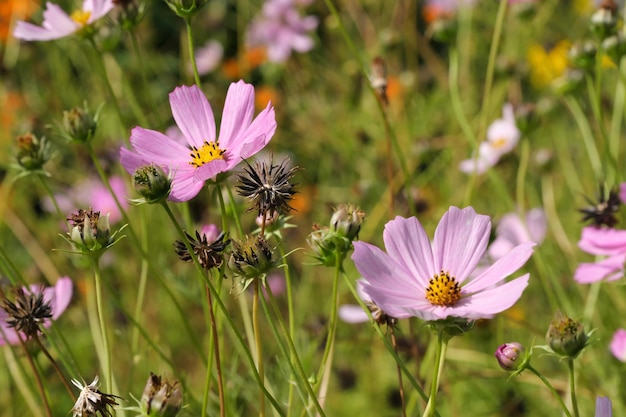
[206,282,226,417]
[38,176,69,230]
[390,327,407,417]
[17,334,52,417]
[33,336,76,401]
[527,365,572,417]
[563,97,603,181]
[92,260,113,393]
[422,330,448,417]
[131,209,149,358]
[477,0,508,139]
[265,285,327,417]
[185,17,202,87]
[314,254,341,403]
[253,280,266,417]
[129,29,161,127]
[567,359,580,417]
[582,280,602,325]
[278,244,296,416]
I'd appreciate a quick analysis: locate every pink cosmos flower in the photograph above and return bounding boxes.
[13,0,114,41]
[352,207,534,321]
[247,0,318,63]
[193,40,224,76]
[610,328,626,362]
[488,208,546,260]
[120,81,276,202]
[574,227,626,283]
[0,277,73,345]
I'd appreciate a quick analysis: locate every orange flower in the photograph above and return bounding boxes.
[254,86,279,110]
[0,0,38,42]
[222,47,268,79]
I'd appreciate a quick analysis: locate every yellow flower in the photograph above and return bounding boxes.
[527,41,570,89]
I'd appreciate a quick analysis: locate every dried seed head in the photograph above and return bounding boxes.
[71,376,120,417]
[1,287,52,340]
[141,373,183,417]
[174,230,230,270]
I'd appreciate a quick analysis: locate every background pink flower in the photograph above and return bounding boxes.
[488,208,546,260]
[0,277,73,346]
[13,0,114,41]
[574,227,626,283]
[610,329,626,362]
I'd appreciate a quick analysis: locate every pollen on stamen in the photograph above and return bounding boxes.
[425,270,461,307]
[189,141,226,168]
[70,10,91,26]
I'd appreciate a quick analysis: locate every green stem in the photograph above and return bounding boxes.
[567,359,580,417]
[390,327,407,417]
[130,208,149,359]
[278,244,296,417]
[254,280,266,417]
[563,97,603,181]
[582,280,601,325]
[205,282,226,417]
[185,17,202,87]
[38,176,69,230]
[92,259,113,393]
[422,330,448,417]
[314,254,341,402]
[33,336,76,401]
[129,29,161,127]
[87,38,127,138]
[477,0,508,139]
[527,365,572,417]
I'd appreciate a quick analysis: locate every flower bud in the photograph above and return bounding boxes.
[546,311,589,358]
[495,342,525,371]
[330,204,365,242]
[163,0,208,19]
[132,165,172,204]
[602,33,626,65]
[111,0,146,30]
[62,105,98,144]
[141,373,182,417]
[15,133,52,172]
[307,225,350,267]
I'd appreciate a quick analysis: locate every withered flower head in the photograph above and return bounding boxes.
[62,104,98,144]
[236,157,298,218]
[370,57,388,105]
[64,208,126,259]
[71,376,120,417]
[174,230,230,270]
[1,287,52,340]
[579,185,621,227]
[228,235,278,282]
[141,373,183,417]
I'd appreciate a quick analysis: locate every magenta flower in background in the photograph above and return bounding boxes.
[247,0,318,63]
[610,329,626,362]
[352,207,534,321]
[13,0,114,41]
[193,40,224,76]
[574,227,626,283]
[595,396,613,417]
[120,81,276,202]
[0,277,73,345]
[43,176,128,224]
[488,208,546,260]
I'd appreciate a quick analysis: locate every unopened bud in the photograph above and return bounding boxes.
[132,165,172,204]
[15,133,52,171]
[495,342,525,371]
[62,105,97,143]
[546,311,589,358]
[330,204,365,242]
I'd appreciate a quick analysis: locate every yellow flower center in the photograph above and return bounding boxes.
[189,141,226,168]
[70,10,91,26]
[425,270,461,307]
[492,137,507,149]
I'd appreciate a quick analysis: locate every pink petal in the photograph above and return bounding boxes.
[383,216,435,285]
[433,206,491,283]
[610,329,626,362]
[526,208,547,243]
[120,147,151,174]
[579,227,626,255]
[48,277,73,320]
[359,281,426,319]
[13,21,66,41]
[42,2,79,34]
[84,0,115,22]
[338,305,369,323]
[573,254,626,284]
[452,274,529,319]
[463,242,535,293]
[170,85,216,149]
[127,126,190,166]
[192,158,229,182]
[232,104,277,160]
[217,81,255,149]
[169,166,205,202]
[352,241,424,294]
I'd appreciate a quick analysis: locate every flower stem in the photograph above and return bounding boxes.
[17,334,52,417]
[33,336,76,401]
[253,280,266,417]
[185,17,202,87]
[567,359,580,417]
[390,326,407,417]
[422,330,448,417]
[205,281,226,417]
[527,365,572,417]
[92,259,113,393]
[37,175,69,230]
